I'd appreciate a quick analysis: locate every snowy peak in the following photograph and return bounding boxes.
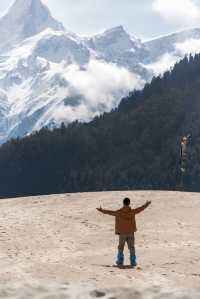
[88,25,143,57]
[84,25,148,76]
[95,25,141,46]
[0,0,64,53]
[7,0,48,17]
[6,0,64,30]
[100,25,128,36]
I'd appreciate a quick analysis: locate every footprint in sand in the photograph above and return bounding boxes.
[90,290,106,298]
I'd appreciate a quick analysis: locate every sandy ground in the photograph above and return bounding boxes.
[0,190,199,298]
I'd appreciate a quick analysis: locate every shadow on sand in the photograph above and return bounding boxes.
[98,264,134,269]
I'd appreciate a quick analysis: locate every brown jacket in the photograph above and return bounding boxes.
[100,204,149,234]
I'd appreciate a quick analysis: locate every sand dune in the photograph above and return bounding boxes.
[0,190,199,298]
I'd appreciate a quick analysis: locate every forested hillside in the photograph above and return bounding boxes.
[1,55,200,198]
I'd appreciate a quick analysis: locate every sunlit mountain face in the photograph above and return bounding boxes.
[0,0,199,143]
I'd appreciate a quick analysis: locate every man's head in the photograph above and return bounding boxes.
[123,197,130,206]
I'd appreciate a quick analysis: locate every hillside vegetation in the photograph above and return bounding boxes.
[1,55,200,197]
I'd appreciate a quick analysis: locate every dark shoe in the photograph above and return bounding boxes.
[130,255,137,267]
[116,253,124,266]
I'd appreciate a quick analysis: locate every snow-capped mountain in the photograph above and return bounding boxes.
[86,26,145,65]
[0,0,64,54]
[85,26,149,78]
[0,28,93,141]
[143,28,200,76]
[144,28,200,62]
[0,0,147,143]
[1,0,200,143]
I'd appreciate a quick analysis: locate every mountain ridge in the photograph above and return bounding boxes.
[0,0,200,143]
[0,0,64,53]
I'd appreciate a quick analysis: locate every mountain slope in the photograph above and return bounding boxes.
[0,0,64,53]
[0,28,141,143]
[2,0,200,144]
[0,29,92,141]
[0,1,144,144]
[144,28,200,62]
[0,55,200,197]
[85,26,149,77]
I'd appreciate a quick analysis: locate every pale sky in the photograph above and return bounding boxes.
[1,0,200,40]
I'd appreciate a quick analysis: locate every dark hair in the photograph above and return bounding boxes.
[123,197,130,206]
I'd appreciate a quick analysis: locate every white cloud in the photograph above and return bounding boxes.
[152,0,200,25]
[52,59,144,123]
[144,53,180,76]
[175,38,200,55]
[144,37,200,77]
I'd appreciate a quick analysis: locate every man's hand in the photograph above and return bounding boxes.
[96,206,103,212]
[96,207,116,216]
[134,200,151,214]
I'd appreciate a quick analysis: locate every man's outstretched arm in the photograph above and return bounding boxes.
[96,206,117,216]
[134,201,151,214]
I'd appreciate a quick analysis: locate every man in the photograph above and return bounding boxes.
[97,198,151,267]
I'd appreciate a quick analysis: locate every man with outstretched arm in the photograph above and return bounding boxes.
[97,197,151,267]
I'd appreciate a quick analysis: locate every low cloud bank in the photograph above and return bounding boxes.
[144,53,180,76]
[52,59,144,123]
[175,38,200,56]
[53,39,200,124]
[144,37,200,77]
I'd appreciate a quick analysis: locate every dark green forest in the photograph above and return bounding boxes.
[1,54,200,198]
